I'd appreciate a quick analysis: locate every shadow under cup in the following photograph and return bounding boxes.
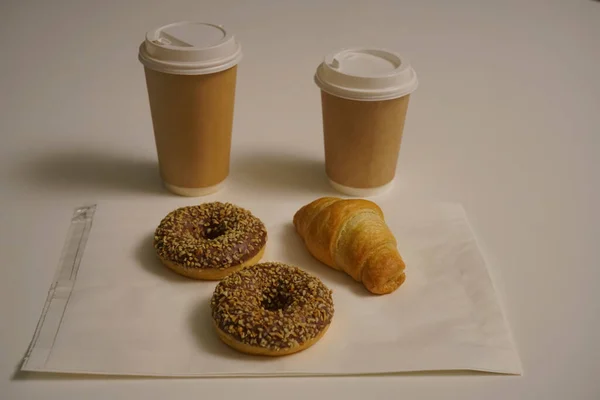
[144,66,237,196]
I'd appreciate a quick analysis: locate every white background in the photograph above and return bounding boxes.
[1,0,598,398]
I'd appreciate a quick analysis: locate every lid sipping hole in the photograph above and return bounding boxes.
[156,32,193,47]
[155,37,171,45]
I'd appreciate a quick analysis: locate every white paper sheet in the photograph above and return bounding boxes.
[22,196,522,376]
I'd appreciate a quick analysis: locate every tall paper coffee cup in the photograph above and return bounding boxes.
[139,22,242,196]
[315,48,418,197]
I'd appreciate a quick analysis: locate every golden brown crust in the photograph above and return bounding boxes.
[158,245,265,280]
[293,197,406,295]
[213,320,330,356]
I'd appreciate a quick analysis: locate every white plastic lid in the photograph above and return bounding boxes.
[315,48,418,101]
[138,21,242,75]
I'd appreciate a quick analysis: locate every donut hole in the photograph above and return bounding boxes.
[202,224,227,240]
[261,283,293,311]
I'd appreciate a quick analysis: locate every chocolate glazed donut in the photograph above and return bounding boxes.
[154,202,267,280]
[211,262,334,356]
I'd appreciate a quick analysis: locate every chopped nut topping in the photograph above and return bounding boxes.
[154,203,267,270]
[211,262,334,351]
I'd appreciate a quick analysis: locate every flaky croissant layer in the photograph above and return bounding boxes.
[293,197,406,294]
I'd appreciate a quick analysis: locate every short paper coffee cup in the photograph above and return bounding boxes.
[315,48,418,197]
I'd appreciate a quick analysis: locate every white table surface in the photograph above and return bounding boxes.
[1,0,599,398]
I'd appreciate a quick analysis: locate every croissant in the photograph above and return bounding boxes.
[293,197,406,295]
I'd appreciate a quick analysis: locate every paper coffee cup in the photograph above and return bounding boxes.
[315,48,418,197]
[138,22,242,196]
